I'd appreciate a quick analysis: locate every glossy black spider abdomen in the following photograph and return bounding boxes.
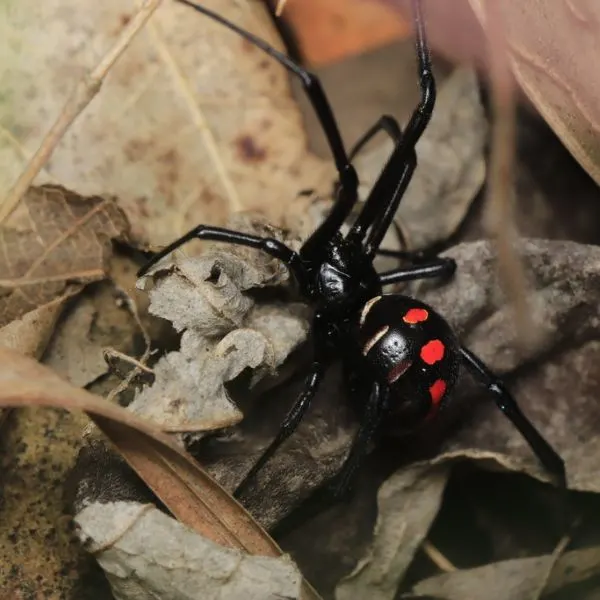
[355,295,461,426]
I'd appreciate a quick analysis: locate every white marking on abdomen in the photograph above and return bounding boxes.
[362,325,389,356]
[359,295,382,326]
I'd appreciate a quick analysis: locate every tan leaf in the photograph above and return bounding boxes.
[0,184,129,326]
[0,0,334,248]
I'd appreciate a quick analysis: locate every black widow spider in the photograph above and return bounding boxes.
[139,0,566,501]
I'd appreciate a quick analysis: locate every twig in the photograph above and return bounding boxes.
[482,1,536,348]
[422,539,457,573]
[106,286,153,403]
[531,519,579,600]
[0,0,164,225]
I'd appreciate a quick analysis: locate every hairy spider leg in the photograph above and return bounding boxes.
[137,225,311,293]
[348,0,435,255]
[175,0,358,265]
[460,346,566,487]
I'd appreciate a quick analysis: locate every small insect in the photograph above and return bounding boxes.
[139,0,566,499]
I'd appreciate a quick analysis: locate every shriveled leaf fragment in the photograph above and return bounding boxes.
[335,464,451,600]
[0,185,129,326]
[352,68,486,250]
[408,546,600,600]
[132,214,310,433]
[75,501,303,600]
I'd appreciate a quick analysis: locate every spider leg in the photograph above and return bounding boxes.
[460,346,566,488]
[137,224,310,293]
[348,115,402,162]
[176,0,358,261]
[379,257,456,285]
[348,0,435,253]
[329,381,389,499]
[233,360,327,499]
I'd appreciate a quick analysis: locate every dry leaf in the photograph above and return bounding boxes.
[0,184,129,326]
[0,0,333,247]
[335,464,451,600]
[0,294,67,357]
[132,214,310,433]
[75,501,303,600]
[353,68,486,250]
[468,0,600,187]
[381,0,600,187]
[408,546,600,600]
[43,296,108,387]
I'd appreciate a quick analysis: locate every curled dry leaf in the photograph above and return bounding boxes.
[0,184,129,326]
[382,0,600,186]
[468,0,600,187]
[408,546,600,600]
[75,501,303,600]
[335,464,451,600]
[0,0,333,247]
[132,214,310,433]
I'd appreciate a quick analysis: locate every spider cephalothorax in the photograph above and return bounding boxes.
[139,0,566,501]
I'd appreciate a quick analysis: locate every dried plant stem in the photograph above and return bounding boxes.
[0,0,164,226]
[531,520,578,600]
[275,0,289,17]
[482,1,535,347]
[422,539,457,573]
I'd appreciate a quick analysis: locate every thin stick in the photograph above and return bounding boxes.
[422,539,458,573]
[531,520,578,600]
[0,0,164,225]
[482,1,536,348]
[275,0,289,17]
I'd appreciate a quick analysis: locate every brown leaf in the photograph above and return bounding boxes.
[468,0,600,187]
[0,348,282,554]
[0,185,129,326]
[380,0,600,186]
[0,0,333,248]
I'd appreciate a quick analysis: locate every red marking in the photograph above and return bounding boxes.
[420,339,445,365]
[426,379,447,420]
[387,360,412,384]
[403,308,429,324]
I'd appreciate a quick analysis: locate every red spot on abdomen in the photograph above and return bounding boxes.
[403,308,429,324]
[429,379,447,405]
[420,339,445,365]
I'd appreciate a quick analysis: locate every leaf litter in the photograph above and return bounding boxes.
[4,0,600,598]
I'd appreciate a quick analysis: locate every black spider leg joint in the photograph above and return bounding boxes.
[460,347,566,488]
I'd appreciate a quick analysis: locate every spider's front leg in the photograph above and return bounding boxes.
[137,224,311,294]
